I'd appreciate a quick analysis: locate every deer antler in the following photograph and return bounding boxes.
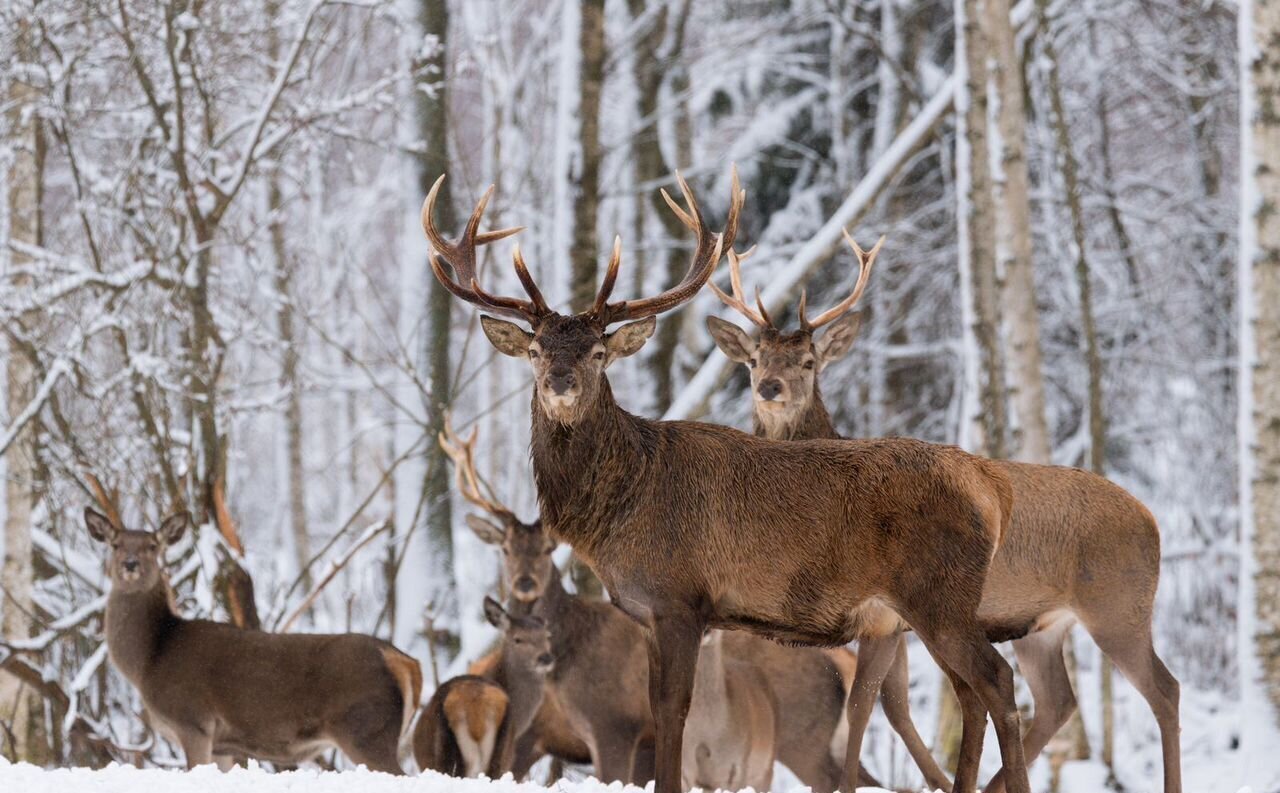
[421,175,548,323]
[708,245,774,328]
[592,167,745,326]
[798,230,883,331]
[438,413,514,522]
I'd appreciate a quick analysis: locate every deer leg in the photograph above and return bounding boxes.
[591,722,644,784]
[175,725,214,769]
[916,626,1029,793]
[644,610,704,793]
[214,754,236,772]
[935,662,987,793]
[880,632,953,792]
[838,632,898,792]
[631,734,656,784]
[983,623,1076,793]
[1087,623,1181,793]
[335,723,406,775]
[510,730,544,780]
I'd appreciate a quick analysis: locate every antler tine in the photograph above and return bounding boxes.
[602,165,745,324]
[438,413,513,521]
[591,236,623,318]
[708,245,770,328]
[421,175,547,324]
[800,230,884,331]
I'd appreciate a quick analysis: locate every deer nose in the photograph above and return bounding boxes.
[514,576,537,594]
[122,559,140,573]
[536,653,554,668]
[758,379,784,401]
[547,369,576,395]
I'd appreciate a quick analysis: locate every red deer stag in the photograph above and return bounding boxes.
[444,415,884,790]
[705,235,1181,793]
[421,169,1030,793]
[414,597,553,778]
[86,508,422,773]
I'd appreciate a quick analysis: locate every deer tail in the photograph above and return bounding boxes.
[381,646,424,739]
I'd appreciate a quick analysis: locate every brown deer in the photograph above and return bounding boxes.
[421,169,1032,793]
[705,235,1181,793]
[414,596,553,778]
[86,508,422,773]
[444,415,885,790]
[682,629,776,792]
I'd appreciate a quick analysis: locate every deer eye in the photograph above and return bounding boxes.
[748,358,757,368]
[592,351,605,361]
[803,360,815,370]
[528,349,540,359]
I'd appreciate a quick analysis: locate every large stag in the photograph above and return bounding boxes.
[421,169,1030,793]
[705,237,1181,793]
[85,509,421,773]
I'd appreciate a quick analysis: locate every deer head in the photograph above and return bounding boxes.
[483,596,554,675]
[705,232,882,432]
[85,507,188,594]
[439,415,556,603]
[423,169,744,427]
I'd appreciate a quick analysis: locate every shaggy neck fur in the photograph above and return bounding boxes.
[752,382,840,441]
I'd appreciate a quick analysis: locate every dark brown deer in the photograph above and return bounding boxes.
[414,597,553,778]
[86,508,422,773]
[705,235,1181,793]
[421,170,1032,793]
[444,415,885,790]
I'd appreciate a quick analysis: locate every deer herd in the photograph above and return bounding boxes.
[84,167,1181,793]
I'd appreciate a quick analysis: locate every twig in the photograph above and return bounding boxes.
[278,519,391,632]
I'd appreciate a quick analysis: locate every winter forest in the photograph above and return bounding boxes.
[1,0,1278,791]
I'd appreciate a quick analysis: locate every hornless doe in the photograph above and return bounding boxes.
[705,236,1181,793]
[421,168,1031,793]
[413,597,553,778]
[443,415,883,790]
[86,508,422,773]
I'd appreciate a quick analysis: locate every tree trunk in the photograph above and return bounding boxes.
[1,13,47,761]
[1241,0,1280,778]
[393,0,456,648]
[985,0,1049,465]
[940,0,1006,768]
[569,0,605,312]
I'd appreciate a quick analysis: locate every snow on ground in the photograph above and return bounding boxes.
[0,761,906,793]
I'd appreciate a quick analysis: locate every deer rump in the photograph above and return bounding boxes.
[415,675,512,777]
[136,622,418,764]
[543,421,1012,648]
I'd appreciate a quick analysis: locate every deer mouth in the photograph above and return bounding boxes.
[755,397,789,411]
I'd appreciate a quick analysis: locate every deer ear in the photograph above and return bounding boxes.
[705,316,756,363]
[157,512,190,545]
[814,312,863,371]
[466,514,506,545]
[605,317,656,363]
[480,315,533,358]
[84,508,119,544]
[483,596,510,631]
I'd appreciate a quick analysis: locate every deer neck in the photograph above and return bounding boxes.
[752,385,840,441]
[529,380,653,558]
[104,583,181,686]
[501,653,547,738]
[529,564,601,670]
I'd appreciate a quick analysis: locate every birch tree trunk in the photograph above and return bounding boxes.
[1240,0,1280,781]
[940,0,1006,767]
[985,0,1049,465]
[1,12,44,761]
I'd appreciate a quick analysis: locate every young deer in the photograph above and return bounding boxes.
[682,629,776,792]
[706,237,1181,793]
[414,597,553,778]
[422,169,1031,793]
[86,508,422,773]
[444,416,883,791]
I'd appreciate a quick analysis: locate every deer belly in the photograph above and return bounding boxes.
[211,720,333,764]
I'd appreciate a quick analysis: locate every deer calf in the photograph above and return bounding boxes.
[414,597,553,778]
[87,508,421,773]
[682,629,776,792]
